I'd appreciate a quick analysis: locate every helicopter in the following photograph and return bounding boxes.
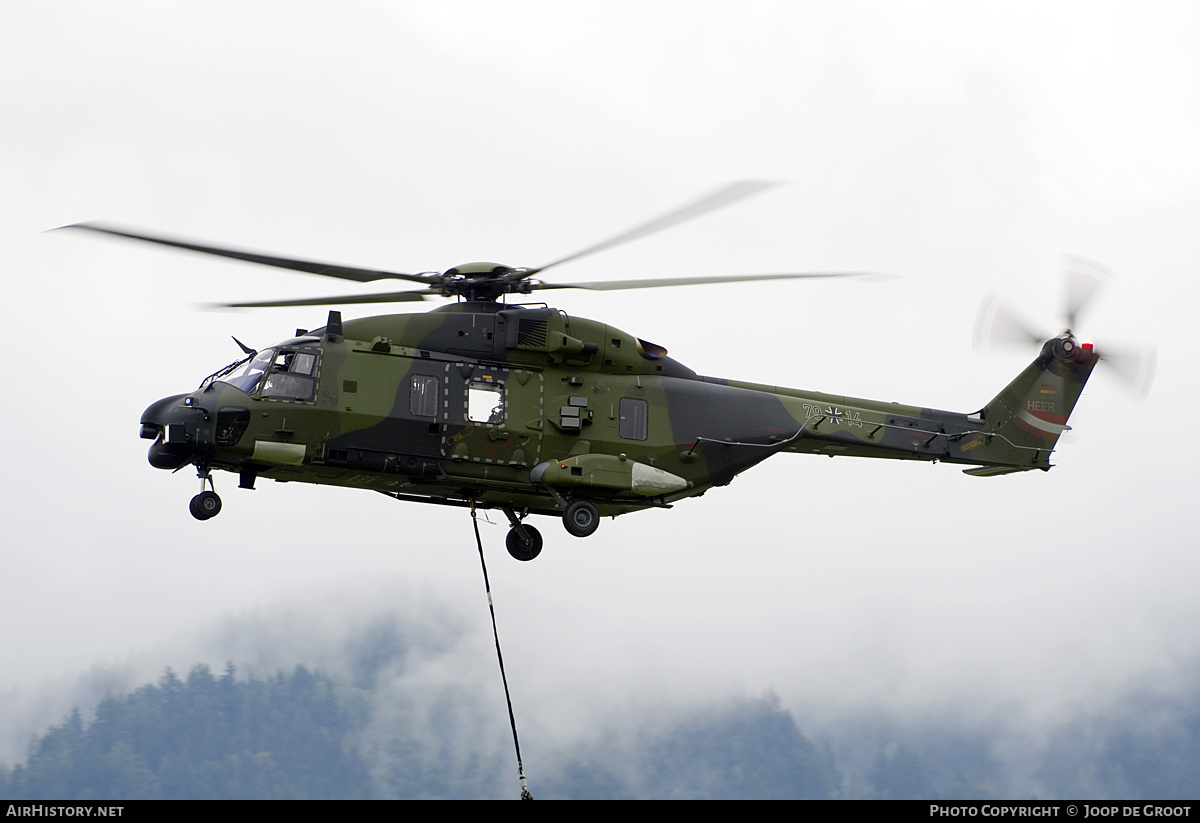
[63,182,1136,561]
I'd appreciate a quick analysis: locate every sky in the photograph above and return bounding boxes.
[2,0,1198,769]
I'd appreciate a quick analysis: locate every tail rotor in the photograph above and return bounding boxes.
[973,255,1155,399]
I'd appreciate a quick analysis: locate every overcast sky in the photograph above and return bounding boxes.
[2,0,1197,761]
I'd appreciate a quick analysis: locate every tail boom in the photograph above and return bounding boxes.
[728,334,1099,474]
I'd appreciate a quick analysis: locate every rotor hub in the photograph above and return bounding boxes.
[1050,331,1099,365]
[438,262,526,301]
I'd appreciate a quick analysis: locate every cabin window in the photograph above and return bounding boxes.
[619,397,648,440]
[467,382,504,424]
[410,375,440,417]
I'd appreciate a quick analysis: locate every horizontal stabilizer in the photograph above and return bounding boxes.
[962,466,1037,477]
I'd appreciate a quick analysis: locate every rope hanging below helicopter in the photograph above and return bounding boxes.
[470,503,534,800]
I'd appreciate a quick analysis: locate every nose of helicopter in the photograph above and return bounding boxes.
[140,393,211,470]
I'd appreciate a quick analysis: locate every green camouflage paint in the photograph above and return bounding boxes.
[141,302,1098,542]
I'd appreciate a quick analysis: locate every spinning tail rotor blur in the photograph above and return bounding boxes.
[974,255,1156,399]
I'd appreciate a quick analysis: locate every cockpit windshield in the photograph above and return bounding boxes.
[221,349,273,393]
[215,347,320,401]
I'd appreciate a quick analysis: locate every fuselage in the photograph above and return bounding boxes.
[140,302,1095,524]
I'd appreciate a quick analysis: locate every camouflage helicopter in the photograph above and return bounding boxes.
[64,183,1145,560]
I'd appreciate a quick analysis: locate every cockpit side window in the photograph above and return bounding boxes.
[289,351,317,376]
[259,348,320,402]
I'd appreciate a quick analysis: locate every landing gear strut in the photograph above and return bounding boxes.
[189,466,222,521]
[502,507,542,561]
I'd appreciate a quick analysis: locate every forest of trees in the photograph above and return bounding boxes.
[0,665,840,799]
[3,658,1199,798]
[0,664,371,799]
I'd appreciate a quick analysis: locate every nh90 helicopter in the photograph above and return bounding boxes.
[64,183,1143,560]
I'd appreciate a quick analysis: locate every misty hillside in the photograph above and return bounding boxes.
[1,665,371,800]
[0,664,837,799]
[3,605,1200,799]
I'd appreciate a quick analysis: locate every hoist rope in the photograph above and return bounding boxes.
[471,503,533,800]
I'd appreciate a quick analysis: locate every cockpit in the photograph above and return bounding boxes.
[212,345,320,401]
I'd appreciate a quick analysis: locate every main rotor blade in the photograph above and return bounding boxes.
[534,270,890,292]
[59,222,441,286]
[530,180,782,275]
[211,290,434,309]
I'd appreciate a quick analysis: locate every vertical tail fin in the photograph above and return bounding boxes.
[966,335,1099,472]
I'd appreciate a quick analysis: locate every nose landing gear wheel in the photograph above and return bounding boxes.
[563,500,599,538]
[190,490,222,520]
[505,524,543,561]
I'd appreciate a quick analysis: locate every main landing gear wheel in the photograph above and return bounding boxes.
[563,500,600,538]
[505,524,543,561]
[189,490,222,521]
